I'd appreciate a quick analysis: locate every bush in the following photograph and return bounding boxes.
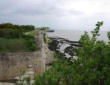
[23,34,34,40]
[0,29,23,38]
[32,21,110,85]
[0,23,35,39]
[37,27,49,31]
[43,33,47,43]
[0,23,38,52]
[0,23,17,29]
[26,39,37,51]
[0,37,37,52]
[107,32,110,40]
[20,25,35,32]
[25,34,37,51]
[0,38,29,52]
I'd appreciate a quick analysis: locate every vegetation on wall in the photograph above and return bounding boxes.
[0,23,35,32]
[0,23,37,52]
[0,38,28,52]
[43,33,47,43]
[0,29,23,38]
[19,25,35,32]
[37,27,49,31]
[108,32,110,40]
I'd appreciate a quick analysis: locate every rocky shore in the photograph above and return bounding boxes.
[48,36,82,59]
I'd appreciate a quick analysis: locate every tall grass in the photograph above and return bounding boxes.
[0,38,35,52]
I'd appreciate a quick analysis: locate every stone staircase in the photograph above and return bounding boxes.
[15,65,35,85]
[0,83,15,85]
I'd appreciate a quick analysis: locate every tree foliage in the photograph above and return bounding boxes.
[20,25,35,32]
[37,27,49,31]
[108,32,110,40]
[33,21,110,85]
[0,23,35,38]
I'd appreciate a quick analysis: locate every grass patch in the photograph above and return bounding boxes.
[0,38,37,52]
[25,30,38,36]
[0,23,38,52]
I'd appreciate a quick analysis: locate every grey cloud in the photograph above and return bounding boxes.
[0,0,110,31]
[0,0,82,17]
[69,10,84,15]
[15,6,61,16]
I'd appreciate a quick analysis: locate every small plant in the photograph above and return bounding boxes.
[26,38,37,51]
[43,33,47,43]
[19,70,26,85]
[25,77,31,85]
[19,70,31,85]
[107,32,110,40]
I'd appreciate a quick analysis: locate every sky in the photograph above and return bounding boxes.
[0,0,110,30]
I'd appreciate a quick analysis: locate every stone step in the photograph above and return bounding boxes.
[27,68,33,71]
[25,71,34,75]
[0,83,15,85]
[17,80,34,85]
[15,64,35,85]
[28,65,32,68]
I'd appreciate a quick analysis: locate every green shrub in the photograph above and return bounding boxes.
[23,34,34,40]
[37,27,49,31]
[0,23,38,52]
[20,25,35,32]
[26,39,37,51]
[25,35,37,51]
[0,23,17,29]
[0,38,29,52]
[32,21,110,85]
[0,23,35,39]
[108,32,110,40]
[0,23,35,32]
[0,29,23,38]
[0,34,37,52]
[43,33,47,43]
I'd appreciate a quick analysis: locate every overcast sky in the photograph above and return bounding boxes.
[0,0,110,30]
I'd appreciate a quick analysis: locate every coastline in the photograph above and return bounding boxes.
[47,30,109,42]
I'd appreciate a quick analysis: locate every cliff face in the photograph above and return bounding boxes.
[0,31,54,82]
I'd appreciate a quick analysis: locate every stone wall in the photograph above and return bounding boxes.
[0,31,54,82]
[0,51,45,81]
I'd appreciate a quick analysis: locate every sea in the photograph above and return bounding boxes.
[47,30,109,58]
[47,30,109,42]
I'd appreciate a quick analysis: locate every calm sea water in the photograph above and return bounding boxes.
[47,30,109,42]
